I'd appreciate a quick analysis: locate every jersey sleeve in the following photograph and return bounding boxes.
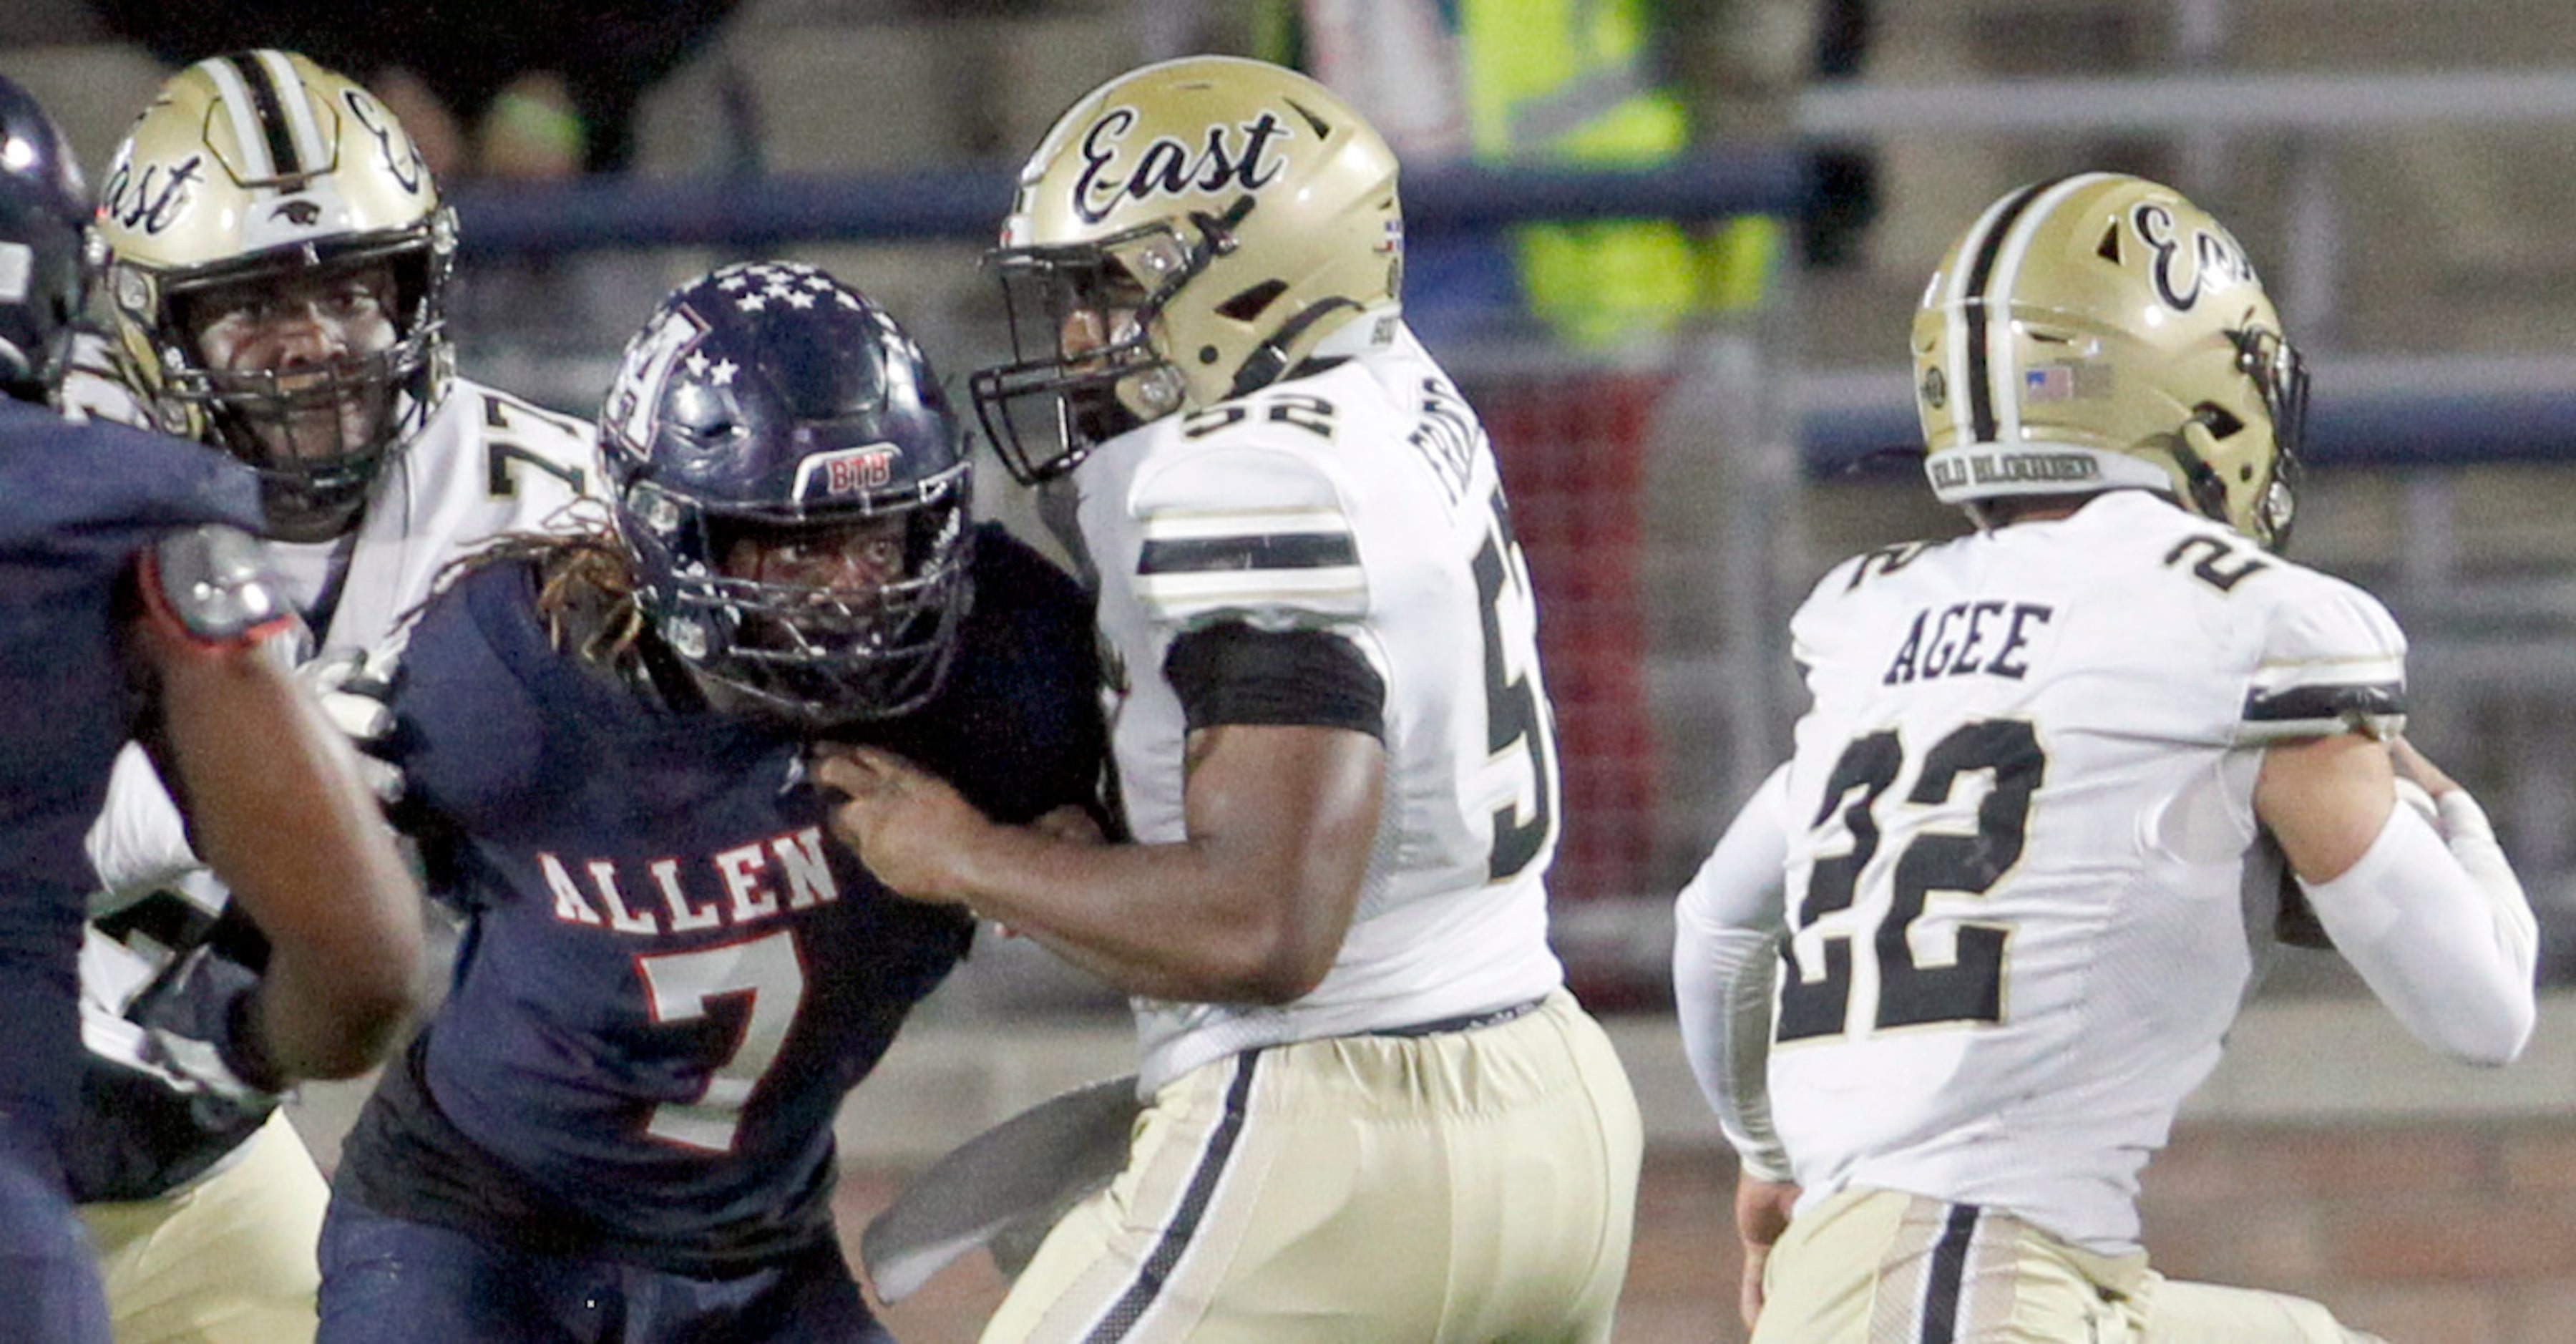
[381,562,535,837]
[1124,442,1368,634]
[969,526,1111,822]
[2235,573,2409,743]
[330,386,603,658]
[76,419,265,539]
[1786,553,1878,687]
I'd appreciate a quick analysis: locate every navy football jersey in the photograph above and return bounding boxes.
[0,397,260,1141]
[335,524,1103,1273]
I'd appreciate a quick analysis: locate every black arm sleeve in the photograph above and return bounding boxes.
[1163,620,1385,740]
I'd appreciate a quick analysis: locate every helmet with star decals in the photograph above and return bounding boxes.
[600,260,972,724]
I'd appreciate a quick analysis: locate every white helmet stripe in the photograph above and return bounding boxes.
[1977,174,2114,448]
[1936,187,2031,451]
[199,57,275,181]
[253,49,331,177]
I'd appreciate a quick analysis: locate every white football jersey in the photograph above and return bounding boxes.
[1768,490,2404,1254]
[80,375,603,1069]
[1068,319,1567,1091]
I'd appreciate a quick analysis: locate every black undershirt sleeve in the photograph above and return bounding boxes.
[1162,620,1386,740]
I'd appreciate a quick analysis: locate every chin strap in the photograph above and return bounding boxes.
[1229,296,1362,399]
[2164,432,2237,532]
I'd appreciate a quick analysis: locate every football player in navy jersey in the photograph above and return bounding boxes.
[0,74,424,1344]
[313,262,1105,1343]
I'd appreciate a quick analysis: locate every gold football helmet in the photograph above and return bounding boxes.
[1912,172,2307,550]
[89,49,455,536]
[970,55,1404,483]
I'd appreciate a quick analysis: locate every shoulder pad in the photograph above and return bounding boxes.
[1128,446,1364,628]
[1132,440,1345,517]
[1790,541,1936,670]
[464,385,608,502]
[2237,570,2408,742]
[146,525,295,648]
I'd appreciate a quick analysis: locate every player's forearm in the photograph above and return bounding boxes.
[2299,798,2537,1066]
[242,945,413,1082]
[957,724,1380,1003]
[1676,920,1793,1180]
[821,726,1377,1003]
[1674,764,1797,1177]
[147,631,424,1079]
[945,824,1345,1003]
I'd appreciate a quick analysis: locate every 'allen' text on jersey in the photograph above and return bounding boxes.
[539,828,840,936]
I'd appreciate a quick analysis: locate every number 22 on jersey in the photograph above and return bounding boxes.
[1777,720,2044,1043]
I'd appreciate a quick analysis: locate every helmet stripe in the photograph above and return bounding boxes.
[214,52,301,180]
[252,49,330,178]
[1979,175,2116,449]
[1951,174,2124,449]
[200,57,275,181]
[1953,181,2046,446]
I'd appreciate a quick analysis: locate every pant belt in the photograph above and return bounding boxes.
[1367,995,1547,1038]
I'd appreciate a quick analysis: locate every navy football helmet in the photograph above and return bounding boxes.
[601,261,972,724]
[0,74,87,401]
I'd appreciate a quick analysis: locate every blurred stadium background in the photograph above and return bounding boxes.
[11,0,2576,1338]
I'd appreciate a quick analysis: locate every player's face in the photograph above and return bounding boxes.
[1054,265,1152,442]
[190,259,399,463]
[1058,304,1143,366]
[720,513,909,595]
[1055,256,1151,365]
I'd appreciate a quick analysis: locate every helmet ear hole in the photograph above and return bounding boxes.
[2192,403,2247,439]
[1216,280,1287,322]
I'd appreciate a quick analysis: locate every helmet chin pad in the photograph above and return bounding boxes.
[1115,364,1186,420]
[2175,417,2294,552]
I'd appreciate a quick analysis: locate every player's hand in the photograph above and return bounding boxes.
[1031,804,1104,846]
[1735,1172,1800,1332]
[812,744,985,905]
[296,647,404,804]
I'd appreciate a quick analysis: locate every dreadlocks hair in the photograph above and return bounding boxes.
[424,502,647,667]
